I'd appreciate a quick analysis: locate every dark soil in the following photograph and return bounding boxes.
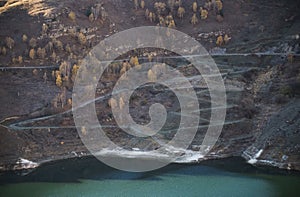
[0,0,299,171]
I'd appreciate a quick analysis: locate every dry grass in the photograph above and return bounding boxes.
[0,0,54,16]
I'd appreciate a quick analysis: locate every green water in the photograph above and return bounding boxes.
[0,157,299,197]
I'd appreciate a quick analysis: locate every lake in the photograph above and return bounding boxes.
[0,157,299,197]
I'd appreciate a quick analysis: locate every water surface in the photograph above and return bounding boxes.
[0,157,299,197]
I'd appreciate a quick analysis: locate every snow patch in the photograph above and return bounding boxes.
[15,158,39,169]
[247,149,263,164]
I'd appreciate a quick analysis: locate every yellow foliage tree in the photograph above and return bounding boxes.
[216,0,223,11]
[2,47,7,56]
[71,64,80,81]
[224,34,231,44]
[32,69,38,75]
[56,75,63,87]
[5,37,14,49]
[177,6,185,19]
[192,2,197,12]
[37,47,46,59]
[134,0,139,10]
[89,13,94,22]
[140,0,145,9]
[147,69,157,82]
[22,34,28,42]
[78,32,87,45]
[68,11,76,21]
[18,56,23,64]
[29,38,37,48]
[200,8,208,20]
[168,20,176,28]
[216,35,223,46]
[191,13,198,25]
[29,48,35,59]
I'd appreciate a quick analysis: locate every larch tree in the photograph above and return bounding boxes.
[108,98,118,109]
[56,74,63,87]
[224,34,231,44]
[37,47,46,59]
[200,8,208,20]
[192,1,198,13]
[78,32,87,45]
[5,37,14,49]
[29,38,37,48]
[29,48,35,59]
[177,6,185,19]
[134,0,139,10]
[140,0,145,9]
[216,35,223,46]
[147,69,157,83]
[68,11,76,22]
[191,13,198,25]
[22,34,28,42]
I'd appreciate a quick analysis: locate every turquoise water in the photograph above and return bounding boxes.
[0,157,299,197]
